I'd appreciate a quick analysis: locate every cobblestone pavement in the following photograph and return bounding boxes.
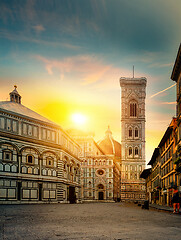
[0,202,181,240]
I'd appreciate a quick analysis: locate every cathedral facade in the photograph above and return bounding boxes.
[68,128,121,201]
[0,87,82,204]
[120,77,146,202]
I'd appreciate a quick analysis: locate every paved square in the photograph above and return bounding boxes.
[0,203,181,240]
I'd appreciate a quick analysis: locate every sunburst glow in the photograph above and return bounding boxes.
[71,113,87,125]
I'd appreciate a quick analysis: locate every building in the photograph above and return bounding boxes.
[140,44,181,207]
[147,148,161,205]
[158,118,177,206]
[120,77,146,202]
[98,126,121,201]
[68,127,121,201]
[171,43,181,186]
[140,168,151,203]
[0,86,82,204]
[141,118,177,206]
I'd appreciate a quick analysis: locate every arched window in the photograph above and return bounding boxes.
[130,102,137,117]
[3,150,12,161]
[128,127,132,137]
[135,147,139,156]
[64,163,66,170]
[46,157,54,167]
[98,184,104,189]
[67,164,69,172]
[63,156,68,166]
[27,155,34,164]
[135,127,139,138]
[130,103,133,116]
[129,147,132,156]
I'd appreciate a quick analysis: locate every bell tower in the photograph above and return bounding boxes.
[120,77,147,202]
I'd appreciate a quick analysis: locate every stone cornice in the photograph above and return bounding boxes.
[120,77,147,87]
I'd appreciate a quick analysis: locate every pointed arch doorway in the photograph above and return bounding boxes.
[97,184,104,200]
[98,191,104,200]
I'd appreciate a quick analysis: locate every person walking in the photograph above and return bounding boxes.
[172,187,180,213]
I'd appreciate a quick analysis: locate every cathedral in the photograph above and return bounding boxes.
[0,76,147,203]
[68,127,121,201]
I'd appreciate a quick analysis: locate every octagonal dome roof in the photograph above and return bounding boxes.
[98,126,121,158]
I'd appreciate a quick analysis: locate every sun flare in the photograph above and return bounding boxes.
[71,113,87,126]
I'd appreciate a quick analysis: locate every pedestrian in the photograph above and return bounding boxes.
[172,187,180,213]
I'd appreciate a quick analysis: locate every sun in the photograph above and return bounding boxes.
[71,113,87,126]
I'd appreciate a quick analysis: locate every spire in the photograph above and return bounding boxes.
[105,125,112,138]
[9,85,21,104]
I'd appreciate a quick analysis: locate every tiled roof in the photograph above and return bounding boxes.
[98,127,121,158]
[140,168,151,179]
[0,101,56,125]
[148,148,159,166]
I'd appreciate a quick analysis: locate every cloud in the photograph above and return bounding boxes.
[35,54,135,88]
[32,24,45,33]
[146,111,174,131]
[83,65,111,85]
[35,54,114,85]
[0,29,81,50]
[150,83,176,98]
[148,62,174,68]
[126,51,161,64]
[126,51,173,70]
[0,4,14,23]
[160,101,176,105]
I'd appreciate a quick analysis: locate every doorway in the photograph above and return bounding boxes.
[98,191,104,200]
[17,182,21,201]
[39,183,42,201]
[69,186,76,204]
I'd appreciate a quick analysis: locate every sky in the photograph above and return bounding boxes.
[0,0,181,165]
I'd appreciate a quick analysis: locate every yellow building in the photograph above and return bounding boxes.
[141,117,178,207]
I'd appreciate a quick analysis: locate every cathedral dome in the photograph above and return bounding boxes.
[98,126,121,158]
